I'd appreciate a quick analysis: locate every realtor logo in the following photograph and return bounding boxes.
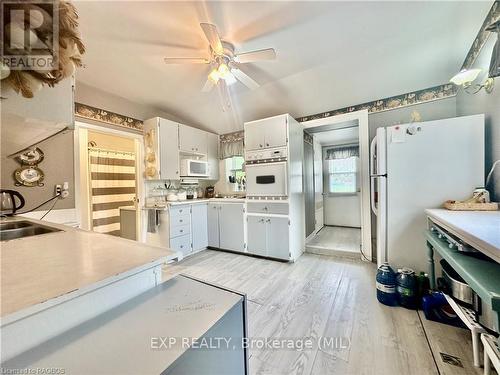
[1,0,59,71]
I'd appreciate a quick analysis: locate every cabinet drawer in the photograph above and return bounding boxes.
[170,223,190,238]
[170,234,191,255]
[247,202,289,215]
[170,213,191,227]
[170,205,190,217]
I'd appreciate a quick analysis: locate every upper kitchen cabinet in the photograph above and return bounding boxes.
[244,114,288,150]
[144,117,179,180]
[207,132,219,180]
[179,124,207,155]
[1,77,74,157]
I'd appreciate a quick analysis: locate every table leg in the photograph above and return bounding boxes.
[427,241,435,289]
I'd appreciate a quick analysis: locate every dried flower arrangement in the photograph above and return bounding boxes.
[0,0,85,98]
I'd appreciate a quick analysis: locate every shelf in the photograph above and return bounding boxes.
[426,230,500,323]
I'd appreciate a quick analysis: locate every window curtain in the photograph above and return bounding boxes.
[325,145,359,160]
[220,130,244,159]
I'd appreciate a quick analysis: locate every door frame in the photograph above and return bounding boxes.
[73,120,144,240]
[301,109,372,261]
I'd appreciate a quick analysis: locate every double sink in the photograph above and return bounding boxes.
[0,220,62,241]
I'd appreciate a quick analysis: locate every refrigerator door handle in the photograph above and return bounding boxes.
[370,136,378,215]
[370,136,377,176]
[370,176,378,215]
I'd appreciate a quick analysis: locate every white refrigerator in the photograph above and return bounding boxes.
[370,114,484,273]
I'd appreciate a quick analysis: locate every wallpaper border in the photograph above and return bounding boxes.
[75,102,144,132]
[295,84,457,123]
[461,1,499,70]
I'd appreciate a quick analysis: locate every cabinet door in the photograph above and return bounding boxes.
[219,204,245,252]
[179,124,207,154]
[207,203,220,248]
[246,216,267,256]
[264,116,287,148]
[191,204,208,251]
[266,217,290,260]
[207,132,219,180]
[244,122,265,150]
[159,118,180,180]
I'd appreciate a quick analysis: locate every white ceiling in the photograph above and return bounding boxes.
[313,126,359,146]
[74,1,492,134]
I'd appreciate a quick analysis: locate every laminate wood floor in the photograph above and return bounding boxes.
[163,250,483,375]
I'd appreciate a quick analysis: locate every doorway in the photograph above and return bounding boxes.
[74,122,143,240]
[302,110,372,261]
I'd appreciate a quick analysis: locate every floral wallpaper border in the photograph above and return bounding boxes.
[295,83,458,123]
[74,102,143,132]
[461,1,499,70]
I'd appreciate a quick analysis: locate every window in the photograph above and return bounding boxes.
[328,156,358,193]
[225,156,246,192]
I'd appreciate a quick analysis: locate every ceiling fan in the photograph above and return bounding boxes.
[164,23,276,94]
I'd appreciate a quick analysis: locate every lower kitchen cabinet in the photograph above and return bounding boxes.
[267,217,290,259]
[191,203,208,251]
[247,216,267,256]
[247,215,290,260]
[208,203,245,252]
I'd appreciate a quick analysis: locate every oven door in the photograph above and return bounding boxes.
[246,161,288,197]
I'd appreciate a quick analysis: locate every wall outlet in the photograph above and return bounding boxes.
[55,182,70,198]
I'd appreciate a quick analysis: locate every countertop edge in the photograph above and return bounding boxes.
[1,257,169,325]
[425,209,500,263]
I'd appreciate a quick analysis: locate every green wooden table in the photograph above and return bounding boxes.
[426,230,500,332]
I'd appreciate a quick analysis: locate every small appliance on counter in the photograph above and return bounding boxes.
[205,186,215,198]
[0,190,25,216]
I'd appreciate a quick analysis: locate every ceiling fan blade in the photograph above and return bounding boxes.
[202,79,215,92]
[234,48,276,63]
[231,67,260,90]
[164,57,209,64]
[200,23,224,55]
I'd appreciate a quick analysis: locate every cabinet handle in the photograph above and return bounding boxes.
[179,209,183,213]
[179,219,183,222]
[180,229,183,233]
[180,245,184,248]
[266,143,269,146]
[259,144,263,148]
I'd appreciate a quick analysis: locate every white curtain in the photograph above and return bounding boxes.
[325,145,359,160]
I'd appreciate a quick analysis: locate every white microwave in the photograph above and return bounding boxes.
[180,159,209,177]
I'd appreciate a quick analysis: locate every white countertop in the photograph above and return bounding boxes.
[3,275,244,374]
[426,208,500,262]
[0,217,179,318]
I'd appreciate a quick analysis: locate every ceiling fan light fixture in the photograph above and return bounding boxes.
[208,68,220,83]
[218,63,230,76]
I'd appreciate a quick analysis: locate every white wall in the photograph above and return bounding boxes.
[322,146,361,228]
[323,194,361,227]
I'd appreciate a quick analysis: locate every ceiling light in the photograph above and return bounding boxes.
[450,68,494,94]
[208,68,220,83]
[217,63,230,77]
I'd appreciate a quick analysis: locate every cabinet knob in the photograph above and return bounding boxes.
[266,219,271,223]
[259,144,263,148]
[266,143,269,146]
[180,229,183,233]
[180,219,183,222]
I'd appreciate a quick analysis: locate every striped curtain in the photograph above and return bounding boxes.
[89,148,136,236]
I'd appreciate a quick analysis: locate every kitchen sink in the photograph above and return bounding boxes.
[0,221,62,241]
